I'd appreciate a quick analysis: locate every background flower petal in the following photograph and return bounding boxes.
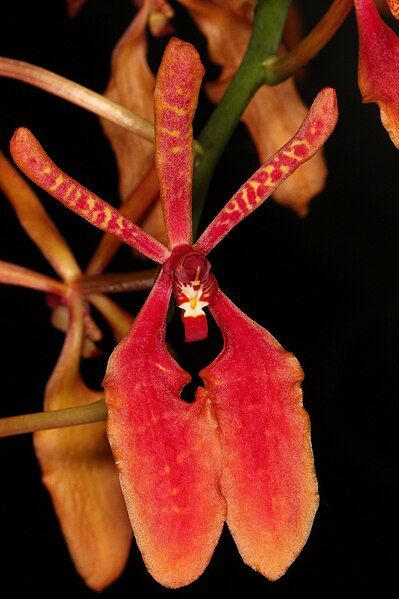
[34,295,132,591]
[0,151,81,282]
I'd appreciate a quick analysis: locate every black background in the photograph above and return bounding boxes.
[0,1,398,596]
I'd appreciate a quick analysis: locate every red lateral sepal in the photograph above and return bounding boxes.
[104,268,225,588]
[155,38,204,248]
[202,290,318,580]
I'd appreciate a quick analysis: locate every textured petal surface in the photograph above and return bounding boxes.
[202,290,318,580]
[0,152,81,282]
[101,0,155,201]
[194,88,338,255]
[10,128,170,264]
[155,38,204,247]
[86,165,158,275]
[34,296,132,591]
[355,0,399,147]
[104,268,225,588]
[180,0,327,215]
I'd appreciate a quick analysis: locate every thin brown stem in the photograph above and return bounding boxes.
[78,268,157,295]
[265,0,353,84]
[0,400,107,438]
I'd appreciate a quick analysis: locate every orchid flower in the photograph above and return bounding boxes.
[354,0,399,147]
[10,38,338,588]
[0,152,140,590]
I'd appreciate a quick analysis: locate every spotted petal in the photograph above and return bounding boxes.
[10,128,170,264]
[202,290,318,580]
[155,38,204,248]
[104,268,225,588]
[194,87,338,255]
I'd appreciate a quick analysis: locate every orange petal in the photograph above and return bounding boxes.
[147,0,175,36]
[203,290,318,580]
[0,151,81,282]
[0,260,66,295]
[88,293,133,341]
[34,295,132,591]
[182,0,328,215]
[386,0,399,18]
[104,268,225,587]
[101,0,156,201]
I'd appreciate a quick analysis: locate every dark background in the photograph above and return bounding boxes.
[0,1,397,596]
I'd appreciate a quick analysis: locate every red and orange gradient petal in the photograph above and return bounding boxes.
[355,0,399,147]
[104,269,225,588]
[194,87,338,255]
[10,128,170,264]
[34,295,132,591]
[203,290,318,580]
[155,38,204,248]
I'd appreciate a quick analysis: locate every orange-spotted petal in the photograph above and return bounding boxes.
[155,38,204,248]
[202,290,318,580]
[34,295,132,591]
[181,0,327,215]
[10,128,170,264]
[0,151,81,282]
[104,268,225,587]
[355,0,399,147]
[194,88,338,255]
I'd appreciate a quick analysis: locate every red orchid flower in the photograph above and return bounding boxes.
[354,0,399,147]
[10,38,338,588]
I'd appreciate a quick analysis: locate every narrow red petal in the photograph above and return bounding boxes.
[155,38,204,248]
[354,0,399,147]
[194,88,338,255]
[0,260,66,295]
[104,268,225,588]
[202,290,318,580]
[10,128,170,264]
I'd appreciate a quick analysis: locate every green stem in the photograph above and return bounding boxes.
[192,0,291,236]
[0,400,107,438]
[264,0,353,85]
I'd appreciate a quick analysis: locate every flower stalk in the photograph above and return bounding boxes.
[0,400,107,438]
[264,0,353,85]
[192,0,292,234]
